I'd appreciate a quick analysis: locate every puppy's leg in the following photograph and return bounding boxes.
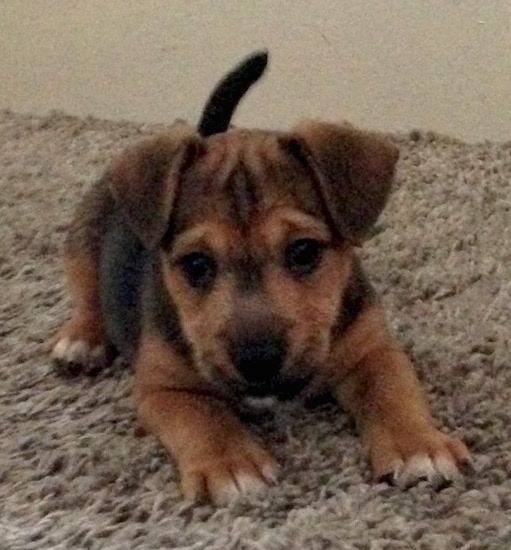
[135,333,278,506]
[51,181,114,372]
[331,307,470,487]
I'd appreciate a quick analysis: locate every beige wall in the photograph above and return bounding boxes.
[1,0,510,142]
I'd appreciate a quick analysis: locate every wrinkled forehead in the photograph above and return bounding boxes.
[172,129,323,234]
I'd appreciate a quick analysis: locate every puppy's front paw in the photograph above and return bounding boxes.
[180,436,278,506]
[367,424,471,488]
[50,315,113,375]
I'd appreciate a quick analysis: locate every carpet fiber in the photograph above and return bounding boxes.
[1,110,510,549]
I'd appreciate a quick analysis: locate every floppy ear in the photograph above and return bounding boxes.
[106,125,201,249]
[283,121,399,242]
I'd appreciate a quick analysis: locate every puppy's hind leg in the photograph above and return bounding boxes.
[51,180,115,375]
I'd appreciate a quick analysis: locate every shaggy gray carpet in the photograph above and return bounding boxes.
[1,109,510,549]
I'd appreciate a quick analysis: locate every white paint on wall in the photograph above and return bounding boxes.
[1,0,510,141]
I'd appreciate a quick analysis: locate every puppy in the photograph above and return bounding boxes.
[51,51,470,505]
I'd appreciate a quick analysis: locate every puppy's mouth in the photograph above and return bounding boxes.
[242,373,313,399]
[204,354,315,400]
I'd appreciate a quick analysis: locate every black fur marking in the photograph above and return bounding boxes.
[100,212,147,360]
[225,167,260,229]
[332,260,376,336]
[100,216,191,362]
[198,50,268,137]
[66,176,115,256]
[232,253,263,293]
[144,257,193,361]
[278,136,343,241]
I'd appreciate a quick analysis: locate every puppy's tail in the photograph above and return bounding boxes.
[198,50,268,137]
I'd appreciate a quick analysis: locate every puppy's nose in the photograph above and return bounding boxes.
[228,332,286,383]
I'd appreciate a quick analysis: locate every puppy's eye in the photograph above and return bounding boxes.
[285,239,324,276]
[179,252,217,290]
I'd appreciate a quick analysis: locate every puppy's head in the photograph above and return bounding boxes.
[108,121,398,392]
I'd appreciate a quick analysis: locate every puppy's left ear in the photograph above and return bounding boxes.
[107,125,202,250]
[283,121,399,242]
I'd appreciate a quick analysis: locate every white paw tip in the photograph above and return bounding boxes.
[52,338,70,359]
[397,455,436,486]
[434,455,461,480]
[214,480,242,506]
[262,463,279,484]
[67,340,89,361]
[235,473,267,496]
[52,338,106,368]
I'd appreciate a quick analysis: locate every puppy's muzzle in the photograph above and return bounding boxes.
[228,329,287,384]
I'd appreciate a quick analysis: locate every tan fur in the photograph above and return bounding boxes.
[134,332,277,505]
[52,119,469,504]
[160,208,353,385]
[63,254,103,325]
[49,254,110,371]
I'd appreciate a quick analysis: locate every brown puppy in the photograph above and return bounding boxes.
[51,52,470,505]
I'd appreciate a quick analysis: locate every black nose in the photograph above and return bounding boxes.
[228,333,286,383]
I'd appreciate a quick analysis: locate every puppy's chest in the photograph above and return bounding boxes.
[236,372,328,411]
[241,394,278,412]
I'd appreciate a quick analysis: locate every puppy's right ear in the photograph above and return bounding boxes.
[106,125,202,249]
[282,121,399,243]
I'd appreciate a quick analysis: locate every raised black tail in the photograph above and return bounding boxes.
[198,50,269,137]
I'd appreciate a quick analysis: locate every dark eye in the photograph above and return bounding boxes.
[179,252,217,290]
[285,239,324,276]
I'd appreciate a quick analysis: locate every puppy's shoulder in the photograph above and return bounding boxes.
[334,257,378,337]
